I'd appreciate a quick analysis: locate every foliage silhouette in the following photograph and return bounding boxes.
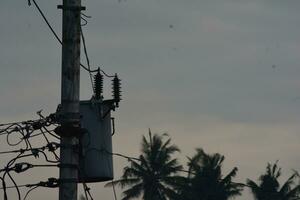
[178,148,243,200]
[106,130,183,200]
[247,161,300,200]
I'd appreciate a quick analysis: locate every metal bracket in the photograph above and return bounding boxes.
[57,5,86,11]
[111,117,115,136]
[54,125,87,137]
[58,164,78,169]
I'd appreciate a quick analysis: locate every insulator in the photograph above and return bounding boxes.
[94,71,103,100]
[112,74,121,107]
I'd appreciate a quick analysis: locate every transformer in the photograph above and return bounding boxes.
[78,100,114,183]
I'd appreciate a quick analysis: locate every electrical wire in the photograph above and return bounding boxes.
[83,183,94,200]
[7,171,21,200]
[86,186,94,200]
[0,160,59,199]
[25,128,56,139]
[27,0,113,77]
[80,26,94,93]
[0,142,59,155]
[39,128,60,160]
[81,17,88,26]
[112,180,118,200]
[107,151,141,162]
[0,120,35,127]
[80,11,91,26]
[0,121,60,199]
[99,67,115,78]
[30,0,62,44]
[6,130,25,147]
[23,185,39,200]
[0,177,8,200]
[81,13,91,19]
[82,183,89,200]
[28,0,116,81]
[0,183,30,190]
[0,149,26,155]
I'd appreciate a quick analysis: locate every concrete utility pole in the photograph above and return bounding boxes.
[59,0,83,199]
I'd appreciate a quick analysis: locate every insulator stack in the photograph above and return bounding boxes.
[112,74,121,107]
[94,71,103,100]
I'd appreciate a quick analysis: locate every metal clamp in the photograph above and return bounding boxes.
[57,5,86,11]
[58,164,78,169]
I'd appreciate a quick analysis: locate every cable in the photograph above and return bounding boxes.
[80,26,94,93]
[39,128,60,160]
[0,142,59,155]
[99,67,115,78]
[0,177,8,200]
[6,130,25,147]
[108,151,140,162]
[81,17,88,26]
[86,186,94,200]
[82,183,89,200]
[0,121,34,127]
[81,13,91,19]
[26,128,57,139]
[80,64,98,73]
[112,180,118,200]
[83,183,94,200]
[80,11,91,26]
[0,184,30,190]
[29,0,62,44]
[27,0,112,77]
[23,186,39,200]
[86,148,140,162]
[7,171,21,200]
[42,127,60,140]
[27,0,116,80]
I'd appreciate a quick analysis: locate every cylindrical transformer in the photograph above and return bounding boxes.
[78,100,114,183]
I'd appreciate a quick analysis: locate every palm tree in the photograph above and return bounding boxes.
[106,130,183,200]
[179,148,243,200]
[247,161,300,200]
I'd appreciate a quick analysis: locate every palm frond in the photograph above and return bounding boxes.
[285,185,300,199]
[279,172,298,195]
[105,178,141,189]
[246,179,261,200]
[121,183,143,200]
[220,167,238,185]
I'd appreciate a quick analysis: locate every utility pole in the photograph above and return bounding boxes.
[58,0,83,199]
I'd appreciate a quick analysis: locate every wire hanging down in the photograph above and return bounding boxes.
[81,26,94,92]
[0,111,61,200]
[5,2,126,199]
[27,0,114,77]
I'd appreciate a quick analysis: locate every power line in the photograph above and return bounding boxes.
[83,183,94,200]
[112,180,118,200]
[80,26,94,92]
[30,0,62,44]
[23,185,39,200]
[28,0,114,78]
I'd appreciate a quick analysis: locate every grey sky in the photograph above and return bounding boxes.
[1,0,300,199]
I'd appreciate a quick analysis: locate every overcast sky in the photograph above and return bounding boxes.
[1,0,300,199]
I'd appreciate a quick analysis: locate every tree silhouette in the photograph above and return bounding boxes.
[247,161,300,200]
[178,148,243,200]
[106,130,183,200]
